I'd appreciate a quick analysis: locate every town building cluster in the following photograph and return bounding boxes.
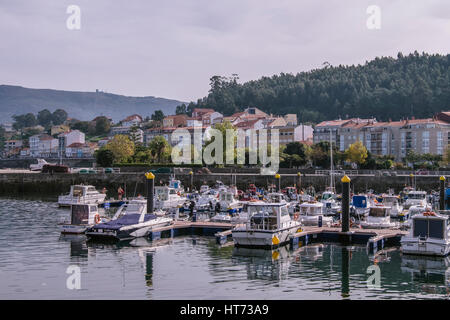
[313,111,450,160]
[1,107,449,161]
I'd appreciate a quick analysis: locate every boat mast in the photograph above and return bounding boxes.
[330,129,334,191]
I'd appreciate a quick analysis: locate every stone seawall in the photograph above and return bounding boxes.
[0,172,444,199]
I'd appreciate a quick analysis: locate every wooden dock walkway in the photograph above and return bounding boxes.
[289,226,408,253]
[148,220,408,253]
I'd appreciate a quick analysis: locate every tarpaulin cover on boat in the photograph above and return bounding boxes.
[93,214,157,230]
[352,196,368,208]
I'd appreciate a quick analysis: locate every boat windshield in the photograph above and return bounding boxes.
[322,193,333,201]
[124,203,145,214]
[408,193,426,200]
[383,197,398,205]
[300,206,320,216]
[369,207,388,217]
[249,205,278,216]
[413,219,445,239]
[72,186,84,197]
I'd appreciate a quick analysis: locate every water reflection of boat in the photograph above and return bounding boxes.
[59,234,89,259]
[294,244,325,261]
[401,255,450,288]
[231,246,290,281]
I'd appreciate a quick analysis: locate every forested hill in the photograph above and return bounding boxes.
[0,85,184,123]
[185,52,450,123]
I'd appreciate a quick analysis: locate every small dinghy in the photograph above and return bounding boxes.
[86,199,172,241]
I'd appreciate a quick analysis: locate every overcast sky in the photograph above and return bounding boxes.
[1,0,449,102]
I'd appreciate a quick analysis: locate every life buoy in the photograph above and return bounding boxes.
[293,213,299,220]
[94,213,101,224]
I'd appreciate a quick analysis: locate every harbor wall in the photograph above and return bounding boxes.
[0,172,444,199]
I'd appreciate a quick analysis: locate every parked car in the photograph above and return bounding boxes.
[416,169,429,175]
[42,164,69,173]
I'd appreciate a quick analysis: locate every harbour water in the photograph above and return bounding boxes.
[0,197,449,300]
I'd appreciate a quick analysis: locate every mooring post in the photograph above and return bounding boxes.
[189,170,193,192]
[440,176,446,211]
[275,173,281,192]
[145,172,155,213]
[297,172,302,195]
[341,175,350,233]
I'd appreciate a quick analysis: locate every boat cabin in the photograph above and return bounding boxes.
[299,202,324,216]
[71,185,100,197]
[411,213,449,241]
[155,186,178,201]
[247,203,291,231]
[352,195,369,208]
[368,206,391,218]
[70,204,99,225]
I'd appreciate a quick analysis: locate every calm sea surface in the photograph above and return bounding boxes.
[0,197,449,300]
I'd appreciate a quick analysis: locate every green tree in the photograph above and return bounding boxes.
[105,135,135,163]
[345,141,368,166]
[95,148,115,167]
[151,110,165,122]
[95,116,111,136]
[148,136,171,163]
[12,113,37,130]
[37,109,53,128]
[51,109,68,125]
[176,104,187,115]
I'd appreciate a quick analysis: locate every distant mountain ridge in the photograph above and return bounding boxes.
[0,85,185,123]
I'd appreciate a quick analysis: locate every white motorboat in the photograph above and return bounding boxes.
[86,199,173,241]
[382,195,403,217]
[154,186,187,210]
[59,204,107,234]
[232,202,302,249]
[168,176,185,194]
[215,190,243,214]
[351,195,371,218]
[210,212,232,223]
[199,184,210,194]
[404,190,428,210]
[320,190,340,216]
[58,185,107,207]
[401,211,450,256]
[297,201,333,227]
[360,205,398,229]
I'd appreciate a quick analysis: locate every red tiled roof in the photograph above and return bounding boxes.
[67,143,84,148]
